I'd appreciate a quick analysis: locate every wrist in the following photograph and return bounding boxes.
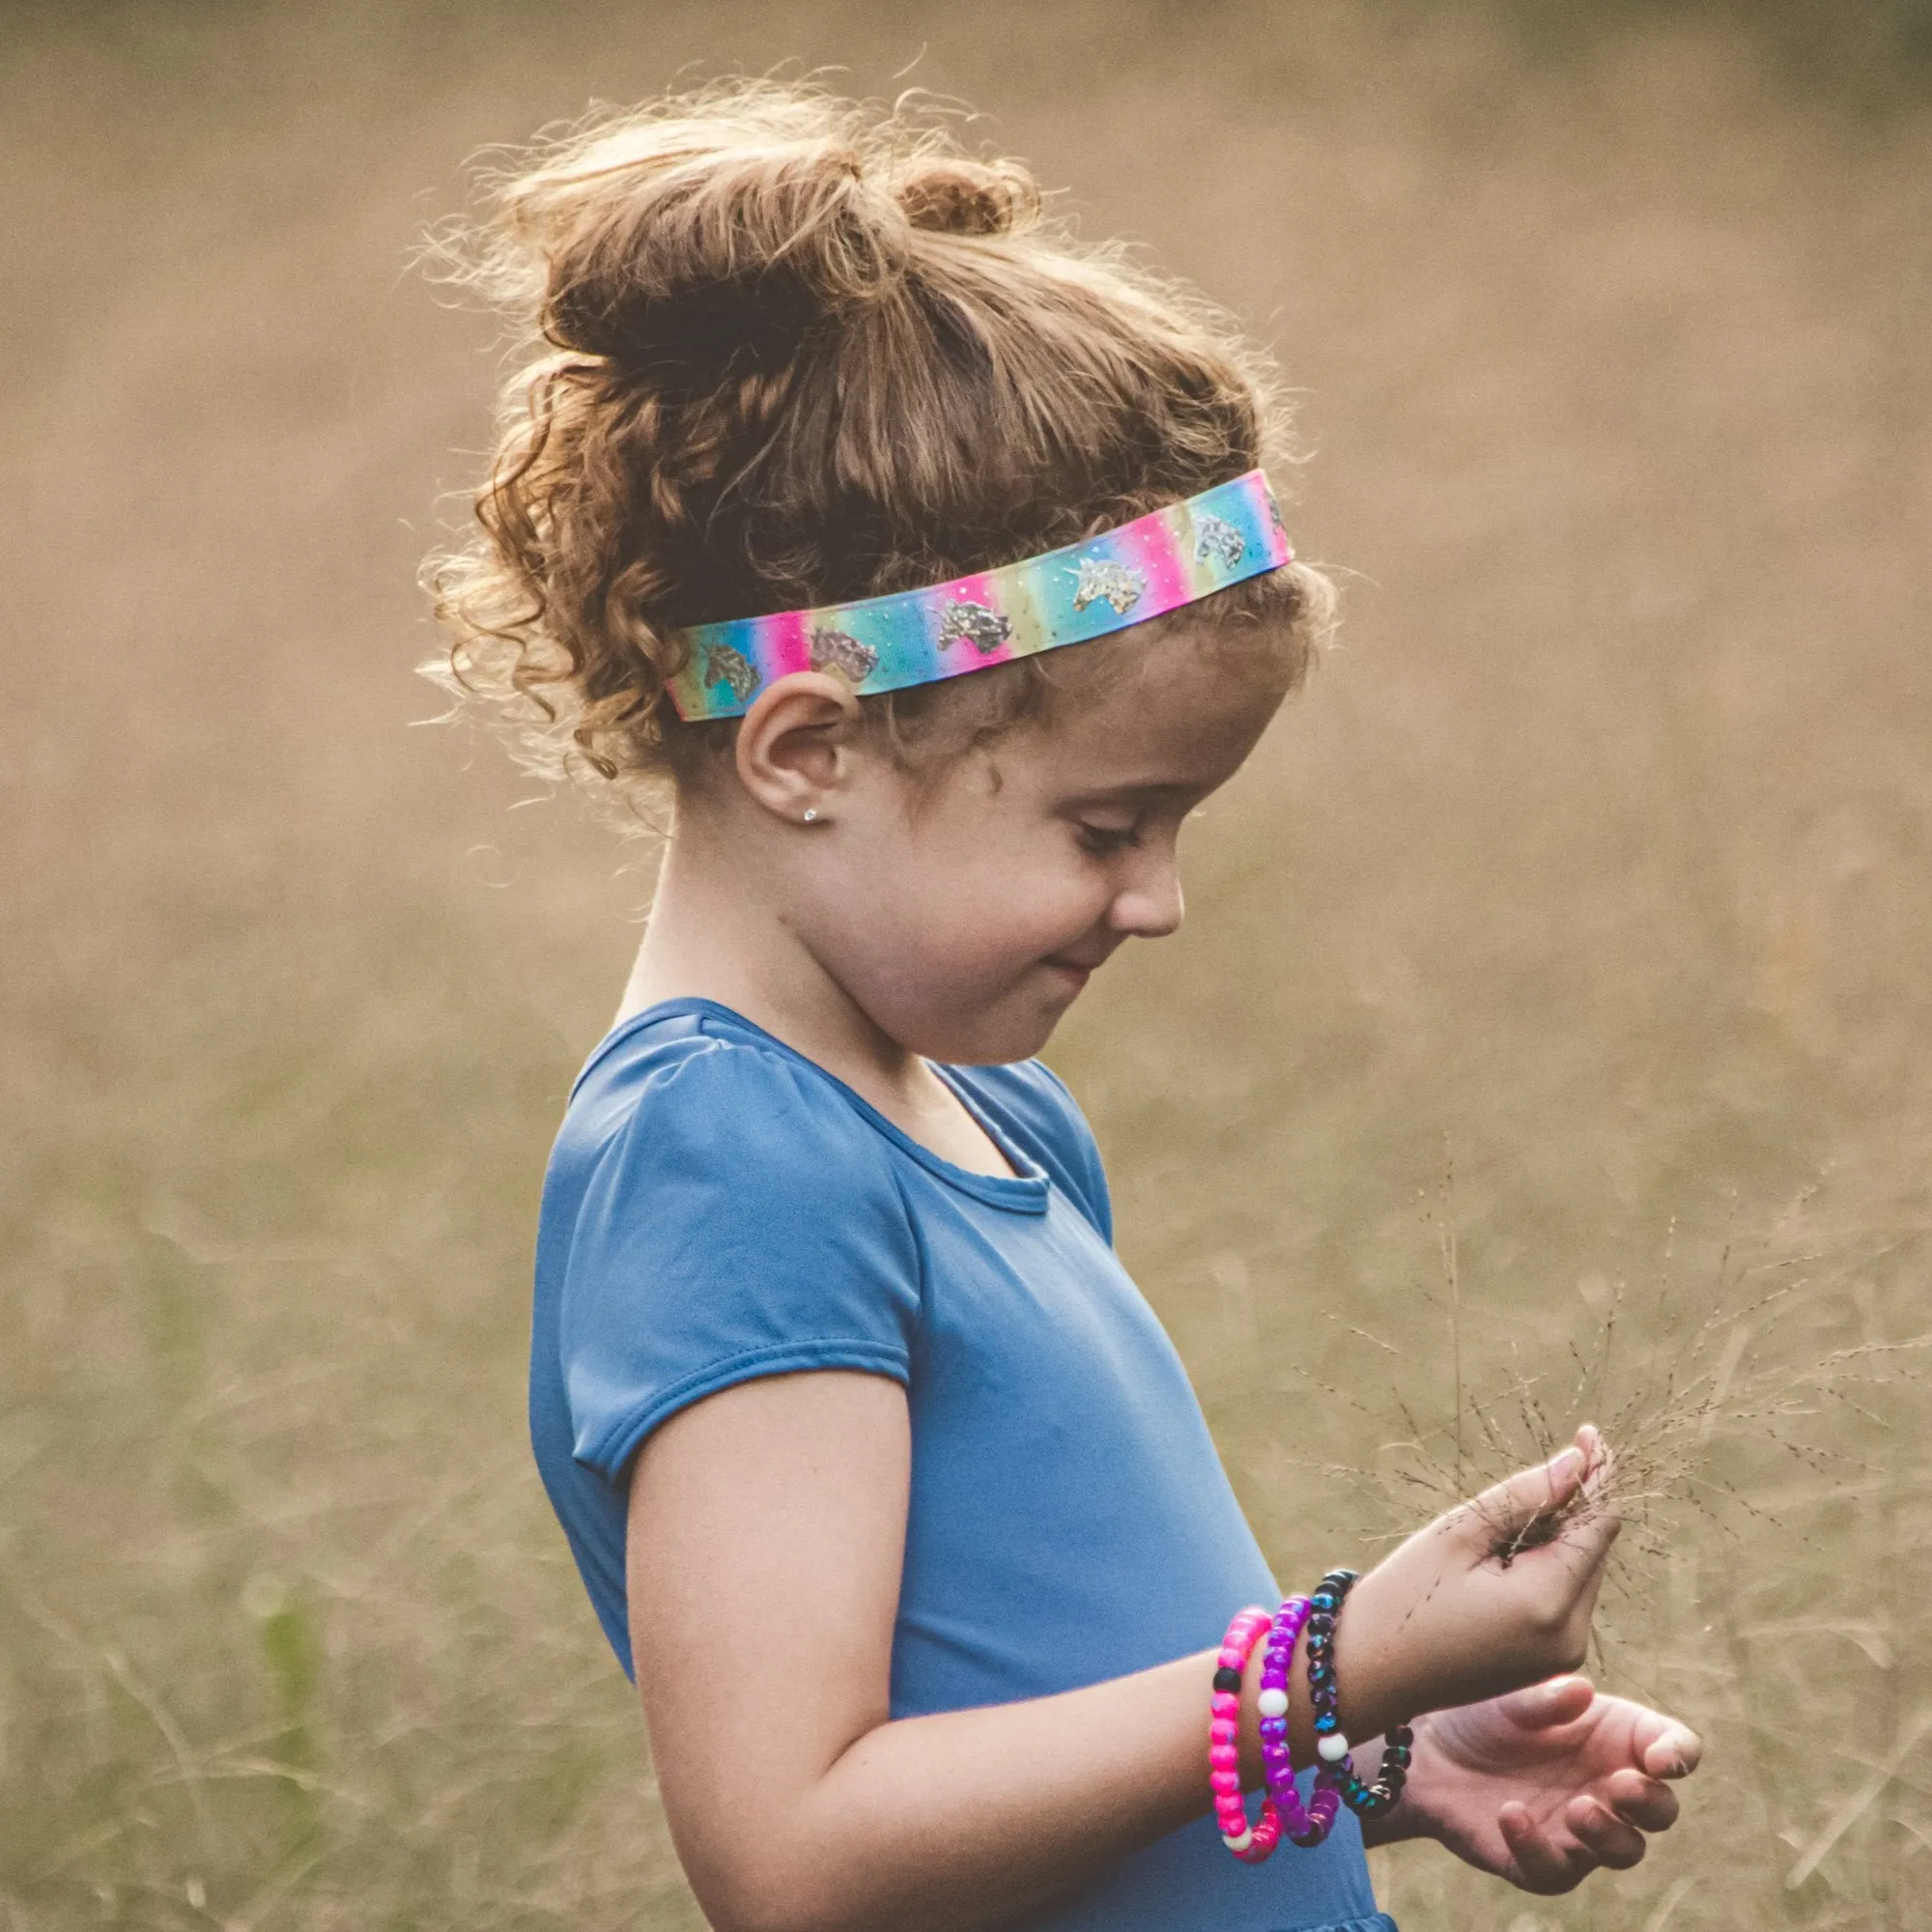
[1327,1562,1428,1739]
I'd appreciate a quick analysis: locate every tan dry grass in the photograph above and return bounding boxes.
[3,2,1930,1926]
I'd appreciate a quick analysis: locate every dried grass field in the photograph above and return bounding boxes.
[4,3,1931,1926]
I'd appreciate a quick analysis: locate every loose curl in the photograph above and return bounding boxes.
[424,79,1333,801]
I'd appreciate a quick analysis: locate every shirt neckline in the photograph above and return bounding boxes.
[579,997,1053,1215]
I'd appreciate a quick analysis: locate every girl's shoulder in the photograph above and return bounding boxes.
[562,998,896,1173]
[539,999,926,1489]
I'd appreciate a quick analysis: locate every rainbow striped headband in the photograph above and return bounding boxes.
[666,469,1293,722]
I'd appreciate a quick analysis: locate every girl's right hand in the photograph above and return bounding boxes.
[1332,1425,1620,1734]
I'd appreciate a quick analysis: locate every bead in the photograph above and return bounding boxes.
[1210,1769,1241,1795]
[1314,1712,1338,1733]
[1256,1687,1290,1719]
[1257,1716,1288,1739]
[1209,1717,1237,1745]
[1221,1827,1254,1854]
[1317,1731,1350,1763]
[1210,1690,1238,1718]
[1212,1666,1243,1694]
[1208,1744,1238,1771]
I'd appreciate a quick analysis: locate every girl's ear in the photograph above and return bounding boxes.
[732,671,867,824]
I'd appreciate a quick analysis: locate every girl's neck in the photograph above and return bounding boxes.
[614,816,1013,1178]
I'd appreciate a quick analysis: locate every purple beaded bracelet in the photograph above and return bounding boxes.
[1255,1595,1344,1847]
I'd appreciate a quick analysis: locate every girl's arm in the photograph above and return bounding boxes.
[626,1371,1615,1932]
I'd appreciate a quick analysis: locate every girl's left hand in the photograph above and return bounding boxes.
[1362,1675,1701,1893]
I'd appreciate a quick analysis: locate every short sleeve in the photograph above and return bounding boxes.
[556,1034,923,1482]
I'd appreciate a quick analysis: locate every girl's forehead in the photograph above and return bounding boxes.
[1022,668,1285,795]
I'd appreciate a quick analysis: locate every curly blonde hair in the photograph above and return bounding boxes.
[425,80,1331,796]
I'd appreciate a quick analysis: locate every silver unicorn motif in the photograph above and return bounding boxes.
[1070,557,1147,615]
[937,599,1013,656]
[702,642,759,703]
[1193,515,1247,570]
[809,626,878,685]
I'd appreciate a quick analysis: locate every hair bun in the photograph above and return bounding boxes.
[506,107,916,376]
[895,157,1039,237]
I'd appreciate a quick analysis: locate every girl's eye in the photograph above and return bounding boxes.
[1076,820,1141,857]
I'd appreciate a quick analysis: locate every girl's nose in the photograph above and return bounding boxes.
[1108,855,1184,939]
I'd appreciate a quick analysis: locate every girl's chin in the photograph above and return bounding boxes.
[901,996,1071,1068]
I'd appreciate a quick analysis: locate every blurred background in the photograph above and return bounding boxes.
[4,2,1930,1926]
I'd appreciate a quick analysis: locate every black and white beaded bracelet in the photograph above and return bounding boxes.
[1306,1568,1414,1820]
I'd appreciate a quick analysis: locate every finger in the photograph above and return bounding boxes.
[1497,1673,1596,1731]
[1567,1794,1648,1869]
[1605,1768,1680,1833]
[1499,1801,1590,1895]
[1639,1720,1703,1780]
[1562,1423,1621,1567]
[1562,1481,1624,1569]
[1471,1444,1589,1548]
[1564,1506,1621,1622]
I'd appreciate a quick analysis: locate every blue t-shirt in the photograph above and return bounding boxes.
[530,1000,1391,1932]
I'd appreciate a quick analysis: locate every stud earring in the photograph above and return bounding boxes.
[802,809,819,825]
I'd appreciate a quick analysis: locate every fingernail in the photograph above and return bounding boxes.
[1548,1446,1584,1485]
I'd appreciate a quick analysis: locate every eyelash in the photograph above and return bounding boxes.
[1077,821,1142,858]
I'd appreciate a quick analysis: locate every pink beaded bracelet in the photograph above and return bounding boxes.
[1209,1605,1283,1862]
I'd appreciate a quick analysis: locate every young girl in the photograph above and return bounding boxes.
[432,83,1700,1932]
